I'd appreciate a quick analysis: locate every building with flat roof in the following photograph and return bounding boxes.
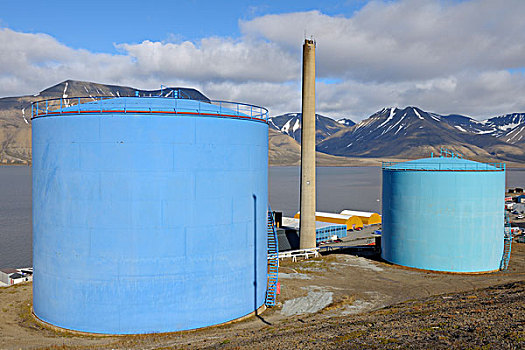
[0,268,32,286]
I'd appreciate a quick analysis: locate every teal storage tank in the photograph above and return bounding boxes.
[32,95,269,334]
[382,153,505,273]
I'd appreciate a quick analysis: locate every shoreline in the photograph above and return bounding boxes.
[4,162,525,168]
[0,154,525,169]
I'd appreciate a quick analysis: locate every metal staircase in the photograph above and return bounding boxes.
[500,212,513,270]
[265,207,279,307]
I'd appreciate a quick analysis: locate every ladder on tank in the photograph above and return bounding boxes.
[265,207,279,307]
[500,212,513,270]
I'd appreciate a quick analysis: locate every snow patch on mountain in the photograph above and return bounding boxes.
[293,119,300,132]
[62,82,69,98]
[269,112,354,144]
[413,108,424,120]
[429,113,441,122]
[281,119,292,134]
[378,107,396,128]
[337,118,356,127]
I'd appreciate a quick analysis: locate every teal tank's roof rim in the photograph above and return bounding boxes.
[30,96,269,123]
[382,156,505,172]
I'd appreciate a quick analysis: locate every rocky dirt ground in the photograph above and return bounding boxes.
[1,244,524,349]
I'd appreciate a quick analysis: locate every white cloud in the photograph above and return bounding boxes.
[202,81,301,116]
[117,37,297,83]
[0,28,132,96]
[1,0,525,121]
[241,0,525,82]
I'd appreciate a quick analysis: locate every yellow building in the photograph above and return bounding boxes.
[294,211,364,230]
[340,210,381,225]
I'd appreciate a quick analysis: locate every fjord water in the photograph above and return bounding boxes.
[0,166,31,269]
[270,166,383,217]
[0,166,524,268]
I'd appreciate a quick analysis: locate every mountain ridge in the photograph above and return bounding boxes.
[1,80,524,165]
[316,106,525,163]
[268,112,354,144]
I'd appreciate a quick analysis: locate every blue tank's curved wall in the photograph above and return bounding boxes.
[32,108,268,334]
[382,168,505,273]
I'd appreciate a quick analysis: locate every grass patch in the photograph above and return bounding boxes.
[375,305,403,316]
[508,330,525,342]
[334,330,367,343]
[378,337,398,344]
[418,326,442,333]
[17,299,46,332]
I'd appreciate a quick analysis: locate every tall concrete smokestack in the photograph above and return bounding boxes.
[299,39,317,249]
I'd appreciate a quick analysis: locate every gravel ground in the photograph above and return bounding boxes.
[196,281,524,349]
[1,244,524,349]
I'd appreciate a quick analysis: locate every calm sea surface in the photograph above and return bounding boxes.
[0,166,32,269]
[270,167,382,217]
[1,166,523,268]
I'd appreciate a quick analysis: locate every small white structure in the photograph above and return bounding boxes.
[0,268,33,286]
[277,248,320,262]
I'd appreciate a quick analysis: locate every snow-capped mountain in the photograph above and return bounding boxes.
[317,106,525,162]
[268,113,353,144]
[480,113,525,133]
[481,113,525,143]
[268,113,302,142]
[501,123,525,144]
[337,118,356,127]
[440,114,494,134]
[2,79,525,165]
[440,112,525,144]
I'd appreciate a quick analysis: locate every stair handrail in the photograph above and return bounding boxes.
[500,212,513,270]
[265,205,279,307]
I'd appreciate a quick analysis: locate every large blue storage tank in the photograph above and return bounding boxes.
[382,154,505,273]
[32,96,269,334]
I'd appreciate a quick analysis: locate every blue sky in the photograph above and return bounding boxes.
[0,1,367,53]
[1,0,525,120]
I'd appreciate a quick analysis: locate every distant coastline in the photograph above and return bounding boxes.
[3,161,525,168]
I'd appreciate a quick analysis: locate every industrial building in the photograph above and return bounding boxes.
[340,210,381,225]
[516,195,525,204]
[0,268,32,286]
[381,152,505,273]
[277,217,347,250]
[294,211,364,230]
[31,94,270,334]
